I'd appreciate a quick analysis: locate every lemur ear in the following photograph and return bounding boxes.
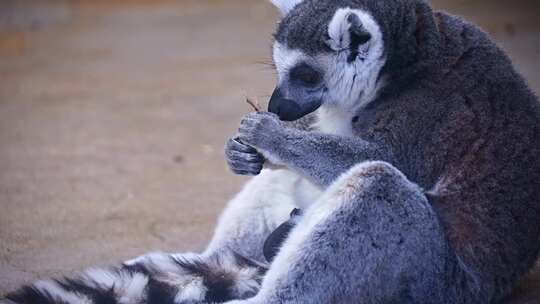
[269,0,304,15]
[326,9,372,60]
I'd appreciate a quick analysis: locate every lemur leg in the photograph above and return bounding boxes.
[227,161,454,304]
[205,168,321,261]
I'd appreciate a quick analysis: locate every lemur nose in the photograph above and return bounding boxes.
[268,87,304,121]
[268,88,283,114]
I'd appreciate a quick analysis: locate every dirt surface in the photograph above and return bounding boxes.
[0,0,539,297]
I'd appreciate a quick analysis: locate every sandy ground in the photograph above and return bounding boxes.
[0,0,539,299]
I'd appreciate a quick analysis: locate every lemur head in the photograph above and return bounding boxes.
[267,0,436,121]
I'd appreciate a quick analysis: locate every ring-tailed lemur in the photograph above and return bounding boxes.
[3,0,540,303]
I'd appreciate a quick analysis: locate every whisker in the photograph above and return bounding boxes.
[254,59,276,70]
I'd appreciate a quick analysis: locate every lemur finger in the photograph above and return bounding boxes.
[227,159,263,171]
[227,149,264,163]
[227,137,257,153]
[237,124,259,144]
[228,164,263,176]
[228,160,263,175]
[231,167,262,176]
[232,169,261,176]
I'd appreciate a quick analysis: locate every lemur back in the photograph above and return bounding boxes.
[349,11,540,298]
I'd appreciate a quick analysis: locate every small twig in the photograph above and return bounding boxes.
[245,97,261,112]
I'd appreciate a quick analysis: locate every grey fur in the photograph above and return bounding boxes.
[230,161,453,304]
[226,0,540,302]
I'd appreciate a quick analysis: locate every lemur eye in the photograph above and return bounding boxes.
[289,63,322,86]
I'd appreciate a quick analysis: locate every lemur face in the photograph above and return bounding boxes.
[268,0,386,121]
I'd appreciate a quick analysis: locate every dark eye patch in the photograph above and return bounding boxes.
[289,63,322,86]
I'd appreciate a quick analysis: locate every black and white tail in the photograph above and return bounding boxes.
[1,250,267,304]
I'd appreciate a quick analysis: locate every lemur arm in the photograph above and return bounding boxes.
[230,112,393,188]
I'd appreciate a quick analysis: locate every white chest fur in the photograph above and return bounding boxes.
[315,106,356,136]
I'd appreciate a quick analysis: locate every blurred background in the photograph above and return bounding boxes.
[0,0,539,296]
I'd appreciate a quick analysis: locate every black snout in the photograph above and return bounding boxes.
[268,87,321,121]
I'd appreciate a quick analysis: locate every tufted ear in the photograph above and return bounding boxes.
[326,9,372,57]
[269,0,304,15]
[326,9,375,63]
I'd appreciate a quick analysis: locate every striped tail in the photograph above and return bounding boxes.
[2,250,268,304]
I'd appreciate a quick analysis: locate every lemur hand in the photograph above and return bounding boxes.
[225,137,265,175]
[226,112,286,175]
[236,112,284,153]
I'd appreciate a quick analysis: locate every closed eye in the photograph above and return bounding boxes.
[289,63,323,87]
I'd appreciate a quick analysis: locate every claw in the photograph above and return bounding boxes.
[229,138,257,153]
